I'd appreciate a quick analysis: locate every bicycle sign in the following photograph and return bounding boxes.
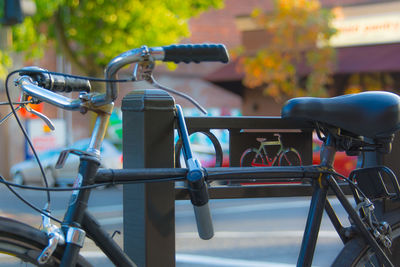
[240,133,302,167]
[230,131,312,168]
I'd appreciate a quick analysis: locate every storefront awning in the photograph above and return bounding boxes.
[206,43,400,83]
[336,43,400,74]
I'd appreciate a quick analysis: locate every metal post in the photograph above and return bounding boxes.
[122,89,176,267]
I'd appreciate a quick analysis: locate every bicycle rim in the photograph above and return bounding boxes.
[332,210,400,266]
[354,226,400,267]
[0,217,91,266]
[0,236,95,267]
[0,236,60,266]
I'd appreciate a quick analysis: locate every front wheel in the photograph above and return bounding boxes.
[0,216,92,266]
[332,209,400,266]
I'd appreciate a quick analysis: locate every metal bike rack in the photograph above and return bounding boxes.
[121,88,400,267]
[121,88,318,267]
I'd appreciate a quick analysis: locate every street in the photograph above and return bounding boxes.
[0,185,349,266]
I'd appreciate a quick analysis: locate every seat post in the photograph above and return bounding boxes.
[297,133,337,266]
[320,134,337,168]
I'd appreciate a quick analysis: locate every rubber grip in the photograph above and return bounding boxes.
[193,202,214,240]
[163,44,229,64]
[19,67,91,93]
[47,74,91,93]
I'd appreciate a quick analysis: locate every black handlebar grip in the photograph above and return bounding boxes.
[19,67,91,93]
[162,44,229,64]
[45,74,91,93]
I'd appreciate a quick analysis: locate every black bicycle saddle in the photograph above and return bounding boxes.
[281,91,400,139]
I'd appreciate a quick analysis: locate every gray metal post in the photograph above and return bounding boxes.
[121,89,176,267]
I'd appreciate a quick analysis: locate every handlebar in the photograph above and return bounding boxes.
[19,66,91,93]
[17,76,82,110]
[96,43,229,106]
[163,44,229,64]
[14,43,229,241]
[17,43,229,109]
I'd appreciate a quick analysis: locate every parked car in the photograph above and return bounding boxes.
[10,139,122,186]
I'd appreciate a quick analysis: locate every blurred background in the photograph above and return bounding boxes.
[0,0,397,265]
[1,0,390,181]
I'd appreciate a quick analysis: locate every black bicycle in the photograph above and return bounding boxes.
[1,43,400,267]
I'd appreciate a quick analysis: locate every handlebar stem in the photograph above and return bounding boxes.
[18,75,113,159]
[87,108,113,156]
[92,46,165,106]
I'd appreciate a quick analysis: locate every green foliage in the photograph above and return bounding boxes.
[0,0,223,78]
[240,0,336,101]
[0,0,3,19]
[0,49,11,78]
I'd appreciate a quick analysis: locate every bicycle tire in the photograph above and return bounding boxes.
[0,216,92,266]
[240,148,264,167]
[332,209,400,267]
[278,148,302,166]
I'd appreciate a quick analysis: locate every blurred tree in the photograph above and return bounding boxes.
[239,0,336,101]
[0,0,223,78]
[0,49,11,78]
[0,1,10,78]
[345,73,395,94]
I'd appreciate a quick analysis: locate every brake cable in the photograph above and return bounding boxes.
[1,69,160,221]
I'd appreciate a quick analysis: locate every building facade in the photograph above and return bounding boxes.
[202,0,400,115]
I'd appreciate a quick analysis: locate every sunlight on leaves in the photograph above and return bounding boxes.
[0,0,223,77]
[240,0,337,101]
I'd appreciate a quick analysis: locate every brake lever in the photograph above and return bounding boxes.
[19,91,55,130]
[132,58,207,115]
[25,105,55,131]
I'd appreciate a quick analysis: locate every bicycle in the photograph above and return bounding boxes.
[0,43,399,267]
[240,133,302,167]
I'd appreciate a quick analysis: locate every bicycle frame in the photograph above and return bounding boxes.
[59,109,394,266]
[18,97,394,266]
[60,108,115,266]
[91,134,395,267]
